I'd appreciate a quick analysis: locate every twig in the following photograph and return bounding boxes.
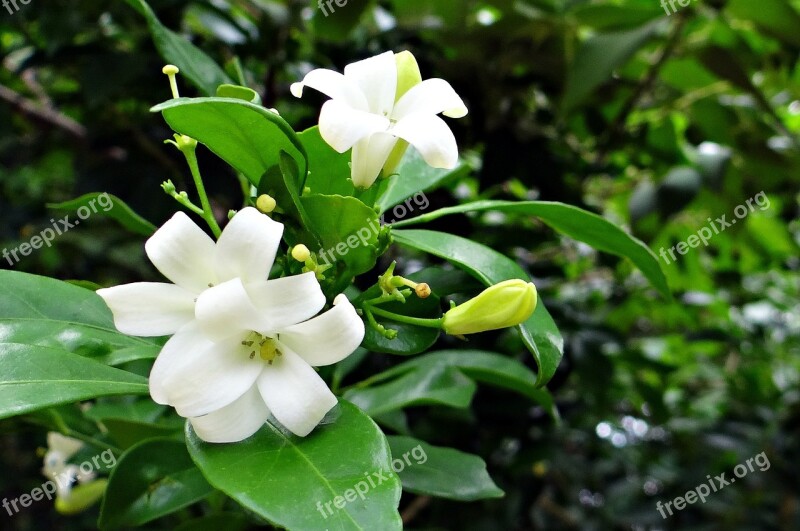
[401,495,431,525]
[0,82,86,139]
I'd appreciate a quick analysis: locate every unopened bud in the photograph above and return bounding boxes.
[256,194,277,213]
[291,244,311,263]
[442,279,537,335]
[415,283,431,298]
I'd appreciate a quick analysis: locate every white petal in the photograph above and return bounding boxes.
[393,78,468,120]
[344,51,398,116]
[47,433,83,459]
[257,347,338,437]
[97,282,195,336]
[290,68,368,110]
[247,272,326,331]
[215,207,284,284]
[189,385,270,443]
[350,133,399,189]
[149,322,263,417]
[275,294,364,367]
[145,211,217,293]
[195,278,268,342]
[319,99,390,153]
[391,113,458,169]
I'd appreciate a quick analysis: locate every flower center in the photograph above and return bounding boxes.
[241,333,282,365]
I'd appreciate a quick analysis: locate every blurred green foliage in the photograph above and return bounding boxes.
[1,0,799,529]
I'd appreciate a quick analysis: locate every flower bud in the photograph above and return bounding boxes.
[256,194,277,213]
[442,279,537,335]
[291,244,311,263]
[54,479,107,515]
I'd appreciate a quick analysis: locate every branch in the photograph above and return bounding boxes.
[0,82,86,139]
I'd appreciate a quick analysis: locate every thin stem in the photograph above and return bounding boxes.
[182,147,222,238]
[368,306,444,329]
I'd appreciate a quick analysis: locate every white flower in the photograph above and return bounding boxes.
[42,433,93,499]
[291,50,468,189]
[98,207,365,443]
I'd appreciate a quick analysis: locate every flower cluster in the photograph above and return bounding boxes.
[99,208,365,443]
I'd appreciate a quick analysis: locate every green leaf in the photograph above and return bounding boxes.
[344,365,476,417]
[391,229,563,387]
[126,0,232,96]
[376,149,468,214]
[152,97,307,186]
[297,126,385,206]
[562,20,661,111]
[48,192,156,237]
[345,350,555,417]
[0,270,161,418]
[186,401,402,531]
[727,0,800,48]
[0,270,161,364]
[99,439,214,529]
[392,200,669,297]
[387,436,504,501]
[216,84,261,104]
[301,194,382,278]
[0,344,149,420]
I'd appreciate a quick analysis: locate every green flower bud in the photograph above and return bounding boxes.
[442,279,537,335]
[54,479,107,515]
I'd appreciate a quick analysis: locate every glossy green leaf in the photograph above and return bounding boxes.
[298,126,385,206]
[152,97,307,186]
[216,84,261,104]
[0,271,159,418]
[392,229,563,387]
[346,350,555,417]
[126,0,232,96]
[387,436,504,501]
[301,194,382,278]
[376,149,468,214]
[99,438,214,529]
[0,344,149,420]
[0,270,162,364]
[186,401,402,530]
[48,193,157,237]
[392,200,670,297]
[344,365,476,417]
[562,20,661,111]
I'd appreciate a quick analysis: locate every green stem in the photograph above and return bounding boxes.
[182,146,222,238]
[368,306,444,329]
